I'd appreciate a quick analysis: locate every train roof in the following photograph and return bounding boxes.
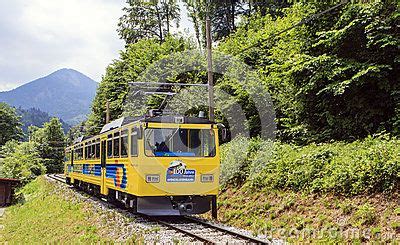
[69,115,213,147]
[100,116,143,134]
[100,115,212,134]
[144,115,212,124]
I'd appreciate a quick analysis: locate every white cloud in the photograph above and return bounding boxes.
[0,0,125,91]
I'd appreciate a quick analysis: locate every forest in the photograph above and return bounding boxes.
[0,102,65,183]
[85,1,399,144]
[0,1,399,242]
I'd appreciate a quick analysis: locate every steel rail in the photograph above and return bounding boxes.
[184,216,269,244]
[53,174,66,180]
[142,215,215,244]
[47,174,66,183]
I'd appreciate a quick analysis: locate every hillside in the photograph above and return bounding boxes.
[16,107,70,134]
[218,136,400,242]
[0,69,97,125]
[0,177,143,243]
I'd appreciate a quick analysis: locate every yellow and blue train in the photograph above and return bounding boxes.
[64,115,220,217]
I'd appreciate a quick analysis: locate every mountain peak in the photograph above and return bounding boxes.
[53,68,85,75]
[0,69,98,125]
[45,68,94,81]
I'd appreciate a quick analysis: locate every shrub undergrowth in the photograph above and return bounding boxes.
[220,134,400,195]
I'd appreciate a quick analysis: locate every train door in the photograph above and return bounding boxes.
[67,149,74,184]
[71,150,74,167]
[100,140,107,195]
[70,149,74,176]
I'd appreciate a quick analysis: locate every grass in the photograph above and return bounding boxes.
[218,187,400,243]
[0,177,142,243]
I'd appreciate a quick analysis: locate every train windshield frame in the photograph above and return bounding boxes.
[144,128,216,157]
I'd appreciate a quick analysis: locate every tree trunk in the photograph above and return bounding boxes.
[166,3,170,35]
[190,6,202,49]
[245,1,252,31]
[155,5,163,43]
[231,0,235,31]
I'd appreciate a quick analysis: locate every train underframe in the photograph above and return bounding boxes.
[66,177,218,218]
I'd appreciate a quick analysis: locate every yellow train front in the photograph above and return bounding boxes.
[64,115,220,217]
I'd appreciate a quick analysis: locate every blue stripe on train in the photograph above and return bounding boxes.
[82,164,102,176]
[106,164,127,189]
[78,163,127,189]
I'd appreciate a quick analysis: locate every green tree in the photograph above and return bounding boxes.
[183,0,291,45]
[219,2,400,143]
[300,2,400,141]
[118,0,180,44]
[184,0,246,44]
[66,121,85,146]
[0,102,23,146]
[185,0,204,47]
[0,140,18,157]
[246,0,292,18]
[0,141,45,184]
[85,37,191,135]
[31,118,65,173]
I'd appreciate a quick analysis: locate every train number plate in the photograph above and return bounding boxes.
[166,169,196,182]
[166,160,195,182]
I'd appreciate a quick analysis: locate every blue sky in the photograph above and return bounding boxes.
[0,0,193,92]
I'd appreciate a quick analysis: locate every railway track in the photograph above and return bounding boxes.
[46,174,270,244]
[48,174,66,182]
[150,215,269,244]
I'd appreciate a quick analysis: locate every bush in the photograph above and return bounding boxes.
[220,136,276,187]
[352,204,377,226]
[247,138,275,180]
[0,141,46,184]
[224,135,400,195]
[220,135,250,186]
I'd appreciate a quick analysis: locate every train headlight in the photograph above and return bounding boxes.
[146,174,160,183]
[201,174,214,183]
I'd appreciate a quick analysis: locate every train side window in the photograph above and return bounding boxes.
[65,149,70,161]
[77,147,83,160]
[131,128,138,156]
[84,144,88,160]
[114,132,120,157]
[88,142,91,159]
[107,134,113,158]
[79,147,83,160]
[202,130,216,157]
[91,141,95,159]
[95,140,100,159]
[87,142,91,159]
[91,144,93,159]
[85,142,92,159]
[121,130,128,157]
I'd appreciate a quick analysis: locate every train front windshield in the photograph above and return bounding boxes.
[145,128,216,157]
